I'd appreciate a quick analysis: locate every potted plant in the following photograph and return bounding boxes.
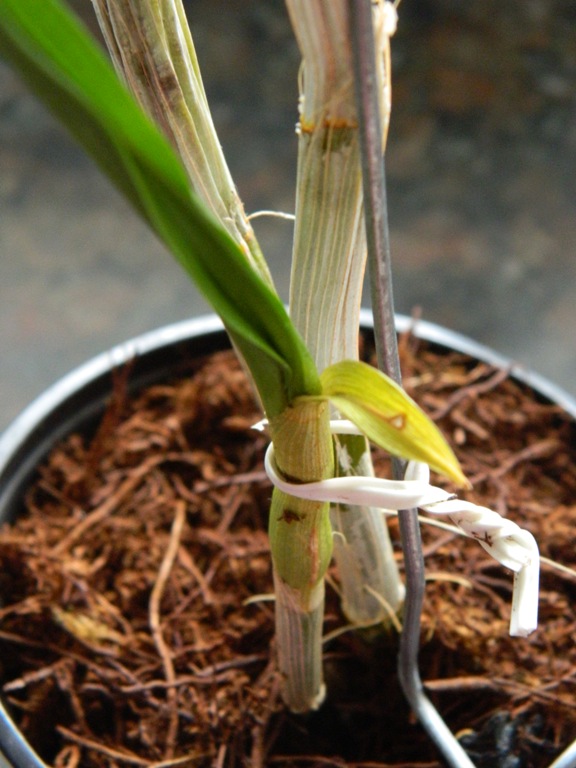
[0,1,575,766]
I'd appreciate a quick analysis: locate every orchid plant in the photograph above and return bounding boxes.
[0,0,539,724]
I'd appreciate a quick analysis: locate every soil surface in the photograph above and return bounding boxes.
[0,332,575,767]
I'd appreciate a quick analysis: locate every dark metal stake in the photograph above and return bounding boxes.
[348,2,475,766]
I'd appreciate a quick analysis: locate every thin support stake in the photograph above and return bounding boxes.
[347,0,400,385]
[348,3,476,766]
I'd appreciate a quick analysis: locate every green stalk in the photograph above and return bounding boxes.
[91,0,272,286]
[285,0,404,624]
[268,398,334,711]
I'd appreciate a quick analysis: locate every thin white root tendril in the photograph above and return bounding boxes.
[247,210,296,222]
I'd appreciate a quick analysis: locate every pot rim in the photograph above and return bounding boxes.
[0,315,224,477]
[2,312,575,479]
[0,310,575,768]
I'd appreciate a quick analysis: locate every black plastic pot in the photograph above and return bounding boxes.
[0,312,575,768]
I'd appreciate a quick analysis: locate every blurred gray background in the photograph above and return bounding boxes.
[1,0,576,432]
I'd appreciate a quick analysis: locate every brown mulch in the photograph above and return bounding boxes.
[0,331,575,768]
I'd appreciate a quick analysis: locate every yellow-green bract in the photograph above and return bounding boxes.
[321,360,468,487]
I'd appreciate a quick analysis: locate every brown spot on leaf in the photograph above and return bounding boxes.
[388,413,406,430]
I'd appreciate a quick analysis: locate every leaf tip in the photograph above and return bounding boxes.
[447,464,472,490]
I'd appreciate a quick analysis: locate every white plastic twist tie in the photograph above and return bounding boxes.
[264,419,539,638]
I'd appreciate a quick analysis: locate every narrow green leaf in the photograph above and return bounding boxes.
[0,0,321,416]
[320,360,468,487]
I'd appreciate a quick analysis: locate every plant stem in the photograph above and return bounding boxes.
[349,3,476,765]
[91,0,336,710]
[286,0,404,626]
[331,435,404,624]
[91,0,272,286]
[273,574,326,712]
[267,398,334,710]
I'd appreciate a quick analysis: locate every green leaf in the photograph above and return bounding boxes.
[320,360,468,487]
[0,0,321,416]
